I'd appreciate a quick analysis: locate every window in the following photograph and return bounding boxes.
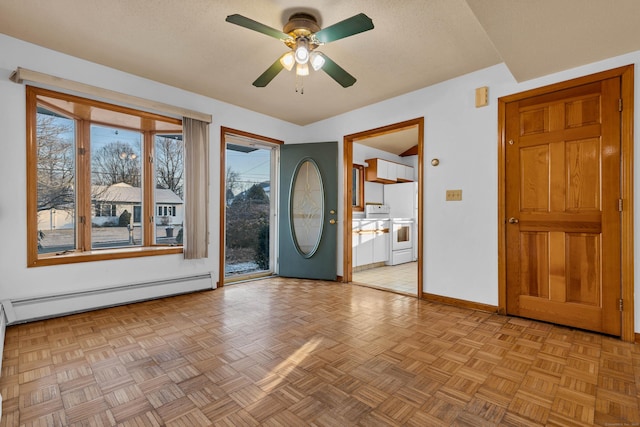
[156,205,177,217]
[28,87,184,266]
[94,204,116,217]
[352,164,365,212]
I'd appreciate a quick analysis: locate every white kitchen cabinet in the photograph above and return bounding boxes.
[396,164,414,182]
[365,158,413,183]
[373,221,390,263]
[353,219,390,268]
[381,161,396,182]
[357,223,375,266]
[365,158,396,183]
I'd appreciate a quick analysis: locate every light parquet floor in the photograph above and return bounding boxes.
[1,277,640,426]
[353,262,418,295]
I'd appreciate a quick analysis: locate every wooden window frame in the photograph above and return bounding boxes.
[27,86,184,267]
[352,164,365,212]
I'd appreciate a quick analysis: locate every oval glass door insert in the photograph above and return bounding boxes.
[290,159,324,257]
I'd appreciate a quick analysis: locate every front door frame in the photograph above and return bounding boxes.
[497,65,635,342]
[343,117,424,298]
[218,127,283,288]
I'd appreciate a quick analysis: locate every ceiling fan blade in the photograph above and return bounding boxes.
[252,56,286,87]
[320,54,357,88]
[314,13,374,43]
[226,14,291,40]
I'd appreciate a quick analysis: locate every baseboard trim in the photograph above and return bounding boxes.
[1,273,215,325]
[422,292,498,313]
[635,333,640,344]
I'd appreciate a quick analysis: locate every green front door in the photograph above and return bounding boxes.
[279,142,338,280]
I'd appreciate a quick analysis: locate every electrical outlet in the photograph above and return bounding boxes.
[446,189,462,201]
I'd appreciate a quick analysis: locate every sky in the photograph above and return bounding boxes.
[226,147,272,193]
[91,125,142,155]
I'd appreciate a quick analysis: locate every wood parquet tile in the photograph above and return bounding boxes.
[2,277,640,426]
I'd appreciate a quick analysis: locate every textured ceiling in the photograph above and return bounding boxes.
[1,0,640,127]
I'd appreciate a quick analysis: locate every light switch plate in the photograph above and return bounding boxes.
[446,189,462,201]
[475,86,489,107]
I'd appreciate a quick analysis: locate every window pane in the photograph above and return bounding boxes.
[90,125,143,249]
[36,108,76,254]
[154,134,184,244]
[291,160,324,257]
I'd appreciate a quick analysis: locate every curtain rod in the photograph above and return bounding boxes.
[10,67,212,124]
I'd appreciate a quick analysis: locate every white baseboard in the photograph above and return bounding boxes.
[1,273,215,325]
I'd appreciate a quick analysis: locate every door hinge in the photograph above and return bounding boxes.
[149,155,153,163]
[618,198,623,212]
[619,99,623,112]
[149,216,154,223]
[79,216,86,224]
[619,298,624,312]
[78,147,86,155]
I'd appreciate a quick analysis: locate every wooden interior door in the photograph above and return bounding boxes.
[505,78,622,335]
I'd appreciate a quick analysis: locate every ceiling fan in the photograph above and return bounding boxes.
[225,12,374,89]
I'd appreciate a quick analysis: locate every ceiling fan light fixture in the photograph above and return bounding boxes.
[226,11,374,89]
[296,63,309,76]
[280,51,295,71]
[294,38,309,64]
[310,51,325,71]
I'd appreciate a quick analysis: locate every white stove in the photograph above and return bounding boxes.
[365,205,414,265]
[364,204,390,219]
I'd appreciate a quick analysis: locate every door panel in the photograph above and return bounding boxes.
[505,78,621,335]
[279,142,337,280]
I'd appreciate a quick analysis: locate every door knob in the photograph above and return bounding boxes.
[329,219,336,225]
[508,217,519,224]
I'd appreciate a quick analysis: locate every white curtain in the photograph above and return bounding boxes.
[183,117,209,259]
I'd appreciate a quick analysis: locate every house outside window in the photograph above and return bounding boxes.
[28,86,184,266]
[94,204,116,217]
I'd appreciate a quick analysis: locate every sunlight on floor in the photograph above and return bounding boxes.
[261,336,323,392]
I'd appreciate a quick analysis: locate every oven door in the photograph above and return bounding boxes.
[391,221,413,251]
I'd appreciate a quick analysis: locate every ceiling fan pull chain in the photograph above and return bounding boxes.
[296,75,304,94]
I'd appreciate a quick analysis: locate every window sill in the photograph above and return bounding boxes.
[29,246,183,267]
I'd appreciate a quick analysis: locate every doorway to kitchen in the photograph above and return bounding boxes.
[344,118,424,297]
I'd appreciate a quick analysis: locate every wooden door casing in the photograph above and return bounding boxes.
[504,78,622,335]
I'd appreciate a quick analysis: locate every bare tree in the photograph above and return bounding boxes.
[226,167,240,204]
[91,141,141,187]
[36,114,74,211]
[155,136,184,199]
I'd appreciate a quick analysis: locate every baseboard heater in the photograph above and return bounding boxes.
[1,273,214,325]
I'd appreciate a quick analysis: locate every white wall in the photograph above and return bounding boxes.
[0,34,300,303]
[302,51,640,332]
[1,33,639,333]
